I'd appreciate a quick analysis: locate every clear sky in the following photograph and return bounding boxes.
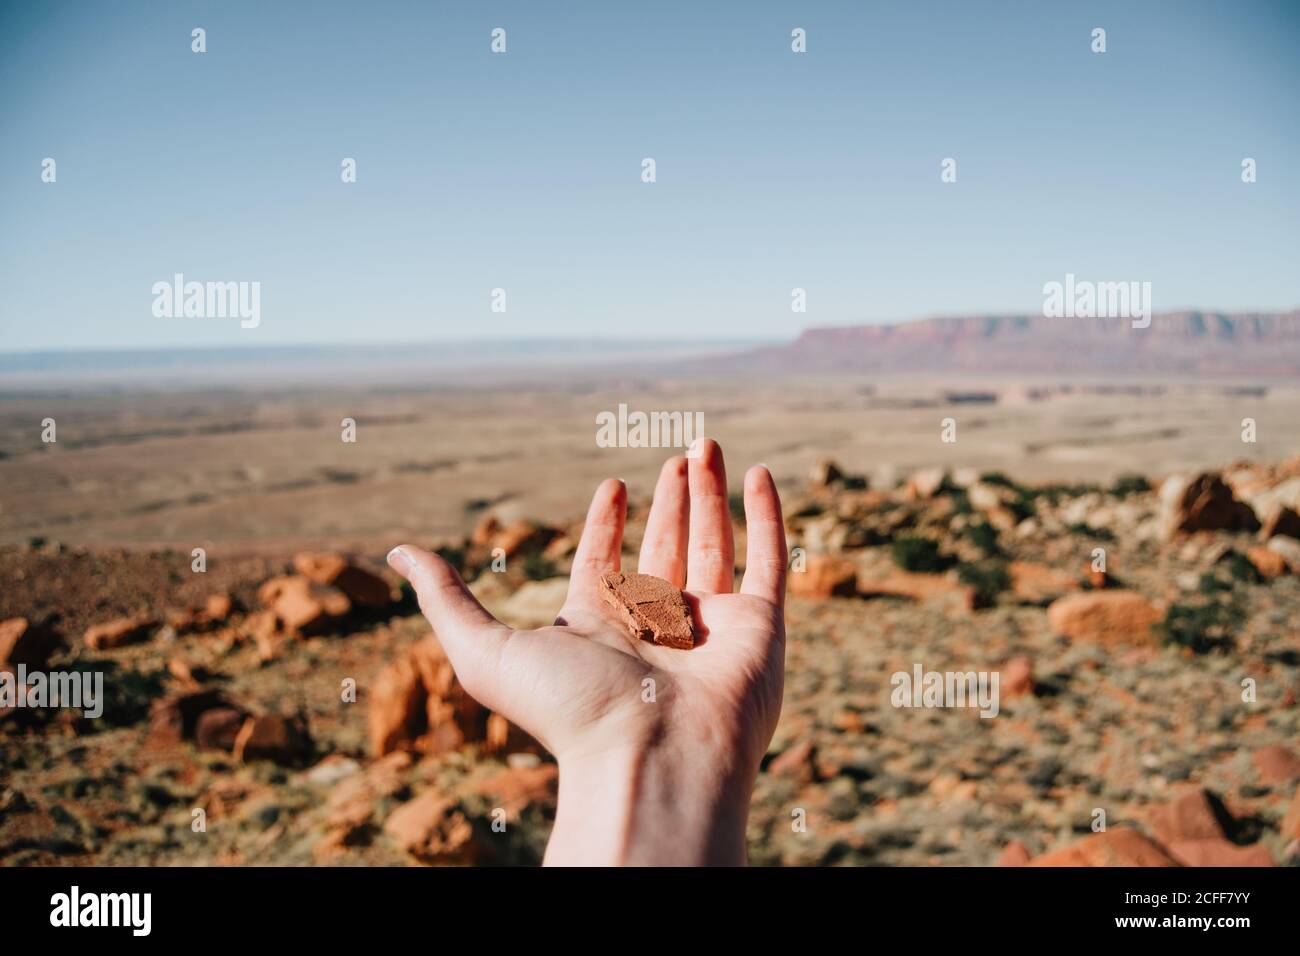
[1,0,1297,352]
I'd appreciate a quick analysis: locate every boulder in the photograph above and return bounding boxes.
[1146,789,1225,846]
[1259,505,1300,542]
[1246,545,1288,579]
[1028,827,1180,867]
[367,637,529,758]
[1266,535,1300,572]
[148,688,236,747]
[0,617,63,668]
[293,552,392,608]
[1046,591,1161,647]
[383,792,479,864]
[905,467,946,500]
[995,841,1031,866]
[1160,472,1259,538]
[808,459,844,489]
[1009,561,1078,605]
[470,764,558,818]
[194,707,247,752]
[1001,657,1035,699]
[788,556,858,599]
[1253,744,1300,785]
[258,575,350,635]
[84,615,156,650]
[1166,839,1273,867]
[232,712,312,765]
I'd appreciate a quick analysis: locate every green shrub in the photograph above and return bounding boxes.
[965,521,1001,557]
[1109,474,1151,497]
[891,536,954,573]
[957,560,1011,608]
[1158,600,1240,654]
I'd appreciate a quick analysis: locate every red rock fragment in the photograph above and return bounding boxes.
[1028,827,1180,867]
[598,571,695,649]
[293,552,392,608]
[1147,789,1225,846]
[1253,744,1300,785]
[1166,839,1274,867]
[0,617,63,668]
[996,841,1031,866]
[787,556,858,599]
[84,615,155,650]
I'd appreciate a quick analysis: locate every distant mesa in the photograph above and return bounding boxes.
[717,310,1300,376]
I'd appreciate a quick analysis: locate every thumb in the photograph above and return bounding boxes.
[386,545,512,708]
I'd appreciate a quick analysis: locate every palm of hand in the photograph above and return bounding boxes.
[391,439,788,779]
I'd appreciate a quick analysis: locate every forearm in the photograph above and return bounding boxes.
[544,744,754,866]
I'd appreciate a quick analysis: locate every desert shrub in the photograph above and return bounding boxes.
[1109,473,1151,497]
[957,560,1011,608]
[891,536,954,573]
[1158,600,1240,654]
[965,521,1001,557]
[1066,522,1115,541]
[1224,551,1262,584]
[979,472,1020,491]
[1197,571,1234,596]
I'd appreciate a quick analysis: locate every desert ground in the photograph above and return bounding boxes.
[2,372,1299,866]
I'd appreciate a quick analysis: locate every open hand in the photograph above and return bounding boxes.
[386,439,787,865]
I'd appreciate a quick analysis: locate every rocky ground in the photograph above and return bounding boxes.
[2,457,1299,866]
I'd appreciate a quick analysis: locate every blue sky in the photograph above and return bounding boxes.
[1,0,1297,351]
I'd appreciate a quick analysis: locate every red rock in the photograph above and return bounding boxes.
[1001,657,1034,699]
[1147,789,1225,846]
[1086,564,1113,589]
[996,841,1031,866]
[258,575,350,635]
[383,792,479,864]
[1164,472,1259,536]
[471,515,502,547]
[84,614,155,650]
[857,570,969,604]
[0,617,63,668]
[1009,562,1078,605]
[768,740,816,781]
[232,712,311,765]
[367,637,526,758]
[1281,786,1300,840]
[493,520,557,559]
[1028,827,1180,867]
[1166,839,1274,867]
[1046,591,1161,647]
[470,764,558,817]
[787,555,858,599]
[1259,505,1300,542]
[809,459,844,489]
[194,707,247,752]
[293,553,392,608]
[1246,545,1288,579]
[203,593,234,622]
[598,571,695,649]
[1253,744,1300,785]
[148,688,235,747]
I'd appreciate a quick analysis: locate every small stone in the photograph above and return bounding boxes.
[598,571,695,649]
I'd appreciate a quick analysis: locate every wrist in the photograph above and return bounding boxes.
[544,738,755,866]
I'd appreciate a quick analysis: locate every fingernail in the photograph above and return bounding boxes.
[386,546,412,576]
